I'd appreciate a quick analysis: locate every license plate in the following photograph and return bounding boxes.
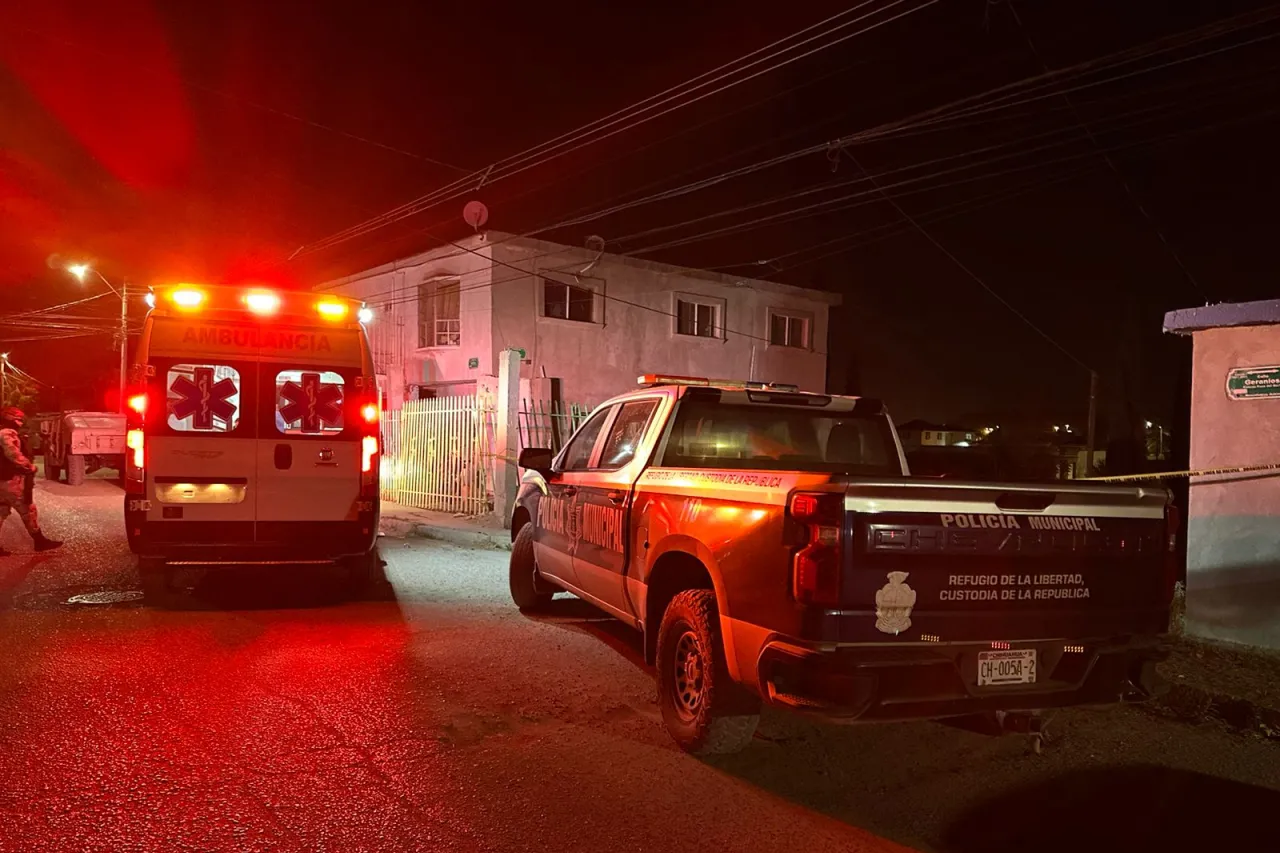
[977,649,1037,686]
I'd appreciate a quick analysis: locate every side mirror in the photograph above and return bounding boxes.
[518,447,554,474]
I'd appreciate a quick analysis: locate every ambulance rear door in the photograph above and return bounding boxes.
[143,318,260,550]
[252,325,366,551]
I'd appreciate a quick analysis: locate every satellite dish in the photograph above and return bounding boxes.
[463,200,489,230]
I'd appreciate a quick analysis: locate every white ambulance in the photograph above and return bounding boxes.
[124,284,381,599]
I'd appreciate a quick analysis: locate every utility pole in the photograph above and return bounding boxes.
[65,263,130,413]
[1085,370,1099,477]
[119,278,129,413]
[1,354,7,407]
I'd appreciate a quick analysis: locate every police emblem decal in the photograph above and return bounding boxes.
[874,571,917,635]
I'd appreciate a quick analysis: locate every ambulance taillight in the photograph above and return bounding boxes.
[125,429,146,495]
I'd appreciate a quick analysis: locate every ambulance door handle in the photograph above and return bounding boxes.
[274,444,293,470]
[561,486,577,497]
[606,491,626,505]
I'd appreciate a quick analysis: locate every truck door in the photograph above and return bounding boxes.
[254,364,361,546]
[532,405,613,590]
[147,357,259,547]
[570,398,662,618]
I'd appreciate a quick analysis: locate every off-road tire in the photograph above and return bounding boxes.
[65,455,86,487]
[509,524,553,611]
[657,589,761,755]
[139,558,171,606]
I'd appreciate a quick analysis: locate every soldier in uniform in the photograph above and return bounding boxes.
[0,406,62,554]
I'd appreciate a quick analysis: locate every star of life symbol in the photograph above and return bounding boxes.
[279,372,343,433]
[169,367,237,430]
[875,571,917,635]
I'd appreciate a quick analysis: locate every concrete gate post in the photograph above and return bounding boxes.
[494,349,522,527]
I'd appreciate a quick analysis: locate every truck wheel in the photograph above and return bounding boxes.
[657,589,761,755]
[341,550,380,598]
[509,524,553,611]
[139,558,171,606]
[65,455,86,486]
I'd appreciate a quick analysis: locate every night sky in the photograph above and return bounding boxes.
[2,0,1278,436]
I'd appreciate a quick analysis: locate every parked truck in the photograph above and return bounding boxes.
[508,374,1176,754]
[43,411,126,486]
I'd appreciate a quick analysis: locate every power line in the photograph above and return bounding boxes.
[351,97,1280,321]
[290,0,942,259]
[1003,0,1211,304]
[313,3,1280,294]
[471,10,1280,260]
[842,148,1090,371]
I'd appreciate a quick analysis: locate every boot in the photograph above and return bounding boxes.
[33,532,62,552]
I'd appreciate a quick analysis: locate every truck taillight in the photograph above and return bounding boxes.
[789,491,843,605]
[361,435,378,473]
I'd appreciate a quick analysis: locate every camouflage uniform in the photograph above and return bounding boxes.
[0,408,60,553]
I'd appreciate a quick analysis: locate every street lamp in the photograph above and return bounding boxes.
[65,263,130,413]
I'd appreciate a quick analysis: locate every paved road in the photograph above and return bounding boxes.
[1,478,1277,853]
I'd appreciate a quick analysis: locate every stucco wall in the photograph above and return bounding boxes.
[322,243,495,407]
[492,241,833,406]
[322,233,838,410]
[1185,324,1280,649]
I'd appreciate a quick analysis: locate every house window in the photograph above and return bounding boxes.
[676,298,721,338]
[769,310,810,349]
[419,279,460,348]
[543,277,595,323]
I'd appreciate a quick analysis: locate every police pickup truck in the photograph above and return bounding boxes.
[509,375,1175,754]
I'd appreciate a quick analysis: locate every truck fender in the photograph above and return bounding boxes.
[642,535,747,681]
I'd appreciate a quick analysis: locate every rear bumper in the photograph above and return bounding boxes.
[753,635,1169,722]
[125,506,379,562]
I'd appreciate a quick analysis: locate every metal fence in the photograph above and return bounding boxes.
[380,396,492,515]
[517,398,594,453]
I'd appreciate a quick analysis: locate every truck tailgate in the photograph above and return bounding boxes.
[842,479,1172,642]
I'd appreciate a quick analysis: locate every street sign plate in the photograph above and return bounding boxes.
[1226,365,1280,400]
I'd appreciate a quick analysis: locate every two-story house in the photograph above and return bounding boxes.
[319,231,841,408]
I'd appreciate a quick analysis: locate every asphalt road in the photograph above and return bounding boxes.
[1,477,1277,853]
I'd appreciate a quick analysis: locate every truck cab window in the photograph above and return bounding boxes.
[559,406,613,471]
[597,400,658,470]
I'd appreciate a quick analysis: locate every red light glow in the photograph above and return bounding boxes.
[128,394,147,416]
[126,429,144,468]
[244,291,280,314]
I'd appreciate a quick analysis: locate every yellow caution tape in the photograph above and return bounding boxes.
[1082,462,1280,483]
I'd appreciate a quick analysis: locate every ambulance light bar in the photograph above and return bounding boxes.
[151,284,365,322]
[637,374,800,392]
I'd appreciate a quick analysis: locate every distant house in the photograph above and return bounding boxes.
[319,231,841,408]
[897,420,978,452]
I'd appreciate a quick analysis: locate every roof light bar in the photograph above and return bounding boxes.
[637,374,800,392]
[244,291,280,315]
[170,289,205,309]
[316,300,348,319]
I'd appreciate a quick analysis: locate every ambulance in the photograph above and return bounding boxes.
[124,284,381,599]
